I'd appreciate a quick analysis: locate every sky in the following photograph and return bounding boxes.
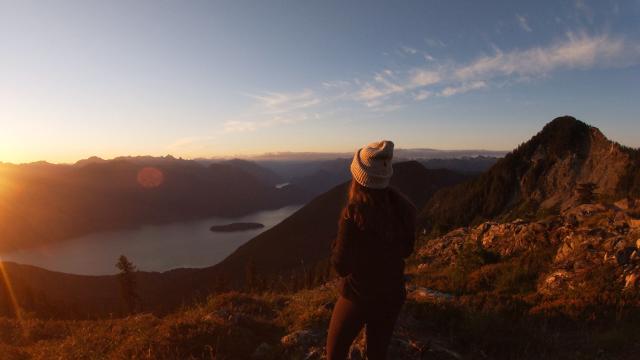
[1,0,639,163]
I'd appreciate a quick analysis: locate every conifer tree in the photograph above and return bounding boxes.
[116,255,139,313]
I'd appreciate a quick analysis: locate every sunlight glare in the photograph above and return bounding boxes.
[0,259,23,323]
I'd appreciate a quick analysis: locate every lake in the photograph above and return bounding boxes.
[0,205,302,276]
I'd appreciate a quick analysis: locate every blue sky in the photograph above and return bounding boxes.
[0,0,639,163]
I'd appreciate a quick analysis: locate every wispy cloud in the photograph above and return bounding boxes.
[321,80,351,89]
[425,37,446,48]
[223,115,304,133]
[453,32,636,82]
[400,45,418,55]
[410,69,441,87]
[351,32,638,107]
[357,70,404,101]
[356,68,441,102]
[440,81,487,97]
[245,89,321,114]
[414,90,433,101]
[241,32,640,120]
[516,14,532,32]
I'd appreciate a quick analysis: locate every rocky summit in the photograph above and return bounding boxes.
[421,116,640,234]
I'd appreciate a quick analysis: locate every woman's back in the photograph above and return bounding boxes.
[331,186,416,303]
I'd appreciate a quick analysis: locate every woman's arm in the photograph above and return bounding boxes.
[330,216,357,277]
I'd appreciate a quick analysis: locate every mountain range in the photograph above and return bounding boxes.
[0,116,638,323]
[0,156,307,252]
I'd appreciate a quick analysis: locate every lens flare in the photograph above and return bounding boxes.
[136,167,164,188]
[0,259,23,322]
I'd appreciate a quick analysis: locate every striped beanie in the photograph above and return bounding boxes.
[350,140,394,189]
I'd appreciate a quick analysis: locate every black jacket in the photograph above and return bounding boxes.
[330,188,416,303]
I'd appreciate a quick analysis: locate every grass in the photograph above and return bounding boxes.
[0,285,341,360]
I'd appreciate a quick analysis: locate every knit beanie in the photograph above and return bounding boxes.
[350,140,394,189]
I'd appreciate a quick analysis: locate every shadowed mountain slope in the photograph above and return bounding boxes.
[0,161,469,318]
[186,161,470,292]
[0,157,307,252]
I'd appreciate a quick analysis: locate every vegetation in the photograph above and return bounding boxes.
[1,252,638,359]
[116,255,139,314]
[0,286,338,360]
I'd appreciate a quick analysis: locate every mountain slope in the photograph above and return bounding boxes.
[188,161,470,291]
[420,116,640,233]
[0,156,306,251]
[0,161,469,317]
[219,158,284,186]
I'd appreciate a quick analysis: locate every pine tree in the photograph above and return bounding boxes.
[116,255,139,314]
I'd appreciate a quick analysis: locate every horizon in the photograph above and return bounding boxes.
[1,0,639,163]
[0,147,510,165]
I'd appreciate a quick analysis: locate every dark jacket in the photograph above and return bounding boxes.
[330,188,416,303]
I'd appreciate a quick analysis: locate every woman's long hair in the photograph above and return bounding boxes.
[341,180,396,238]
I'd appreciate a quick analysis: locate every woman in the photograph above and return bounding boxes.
[326,140,416,360]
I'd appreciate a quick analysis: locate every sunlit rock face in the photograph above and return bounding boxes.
[417,200,640,298]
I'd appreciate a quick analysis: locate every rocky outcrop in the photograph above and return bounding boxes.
[417,201,640,298]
